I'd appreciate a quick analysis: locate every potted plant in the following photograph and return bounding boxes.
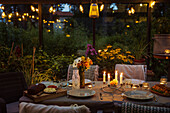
[133,39,149,65]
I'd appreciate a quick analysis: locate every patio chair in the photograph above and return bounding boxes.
[67,64,99,81]
[115,64,147,80]
[0,72,27,113]
[121,102,170,113]
[19,102,91,113]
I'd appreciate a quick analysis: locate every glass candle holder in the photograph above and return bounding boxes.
[132,84,138,89]
[142,82,149,90]
[160,78,167,85]
[88,85,92,89]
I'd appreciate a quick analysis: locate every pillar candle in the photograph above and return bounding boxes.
[108,73,110,85]
[120,72,123,84]
[115,70,118,81]
[103,71,106,84]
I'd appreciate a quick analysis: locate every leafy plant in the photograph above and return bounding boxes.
[96,45,135,74]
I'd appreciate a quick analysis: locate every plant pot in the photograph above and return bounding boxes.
[134,59,146,65]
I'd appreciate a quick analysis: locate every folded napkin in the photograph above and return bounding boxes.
[121,102,170,113]
[19,102,91,113]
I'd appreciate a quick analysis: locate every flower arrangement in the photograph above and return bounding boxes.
[73,56,93,88]
[97,45,135,74]
[110,79,118,86]
[73,56,93,72]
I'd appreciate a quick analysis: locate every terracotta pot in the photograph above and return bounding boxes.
[134,59,146,65]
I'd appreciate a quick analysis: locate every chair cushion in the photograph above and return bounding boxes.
[19,102,91,113]
[115,64,147,80]
[6,101,19,113]
[0,72,27,103]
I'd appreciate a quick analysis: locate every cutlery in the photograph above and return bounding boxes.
[100,93,103,100]
[153,95,158,102]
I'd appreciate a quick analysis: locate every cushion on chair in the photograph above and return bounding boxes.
[67,64,99,81]
[6,101,19,113]
[121,102,170,113]
[19,102,91,113]
[0,72,27,103]
[115,64,147,80]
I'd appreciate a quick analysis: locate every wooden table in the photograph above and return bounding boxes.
[19,81,170,113]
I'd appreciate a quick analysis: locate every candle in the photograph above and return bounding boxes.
[115,70,118,81]
[108,73,110,85]
[103,71,106,84]
[120,72,123,84]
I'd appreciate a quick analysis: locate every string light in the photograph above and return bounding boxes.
[8,13,12,19]
[49,6,53,13]
[32,15,35,19]
[47,29,51,32]
[26,13,29,16]
[79,5,84,13]
[126,25,130,28]
[140,4,143,6]
[131,7,135,14]
[36,8,38,12]
[2,12,6,18]
[31,5,35,12]
[100,4,104,12]
[8,20,11,22]
[0,6,5,10]
[36,17,39,20]
[66,34,70,37]
[59,26,61,29]
[18,18,22,21]
[22,15,25,19]
[16,12,19,16]
[150,1,155,8]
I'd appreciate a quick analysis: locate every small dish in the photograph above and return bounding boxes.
[67,89,95,97]
[68,79,91,84]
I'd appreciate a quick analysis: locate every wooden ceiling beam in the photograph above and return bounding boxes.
[1,0,170,4]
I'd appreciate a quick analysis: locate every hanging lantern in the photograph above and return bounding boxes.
[89,3,99,18]
[79,5,84,13]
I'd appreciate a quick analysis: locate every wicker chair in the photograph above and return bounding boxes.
[0,72,27,113]
[67,64,99,81]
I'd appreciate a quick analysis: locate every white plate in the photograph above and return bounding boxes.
[40,81,59,87]
[124,79,145,85]
[67,89,96,97]
[123,90,154,100]
[68,79,91,84]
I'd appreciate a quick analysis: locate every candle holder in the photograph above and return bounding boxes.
[142,82,149,90]
[160,77,167,85]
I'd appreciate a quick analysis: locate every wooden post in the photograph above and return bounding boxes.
[38,3,43,48]
[93,18,96,49]
[31,47,36,84]
[147,3,151,69]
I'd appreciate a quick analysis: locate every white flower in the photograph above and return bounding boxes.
[73,60,78,68]
[77,57,82,63]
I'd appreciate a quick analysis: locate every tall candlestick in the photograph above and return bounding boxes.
[115,70,118,81]
[103,71,106,84]
[108,73,110,85]
[120,72,123,84]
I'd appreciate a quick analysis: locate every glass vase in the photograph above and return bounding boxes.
[79,71,85,88]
